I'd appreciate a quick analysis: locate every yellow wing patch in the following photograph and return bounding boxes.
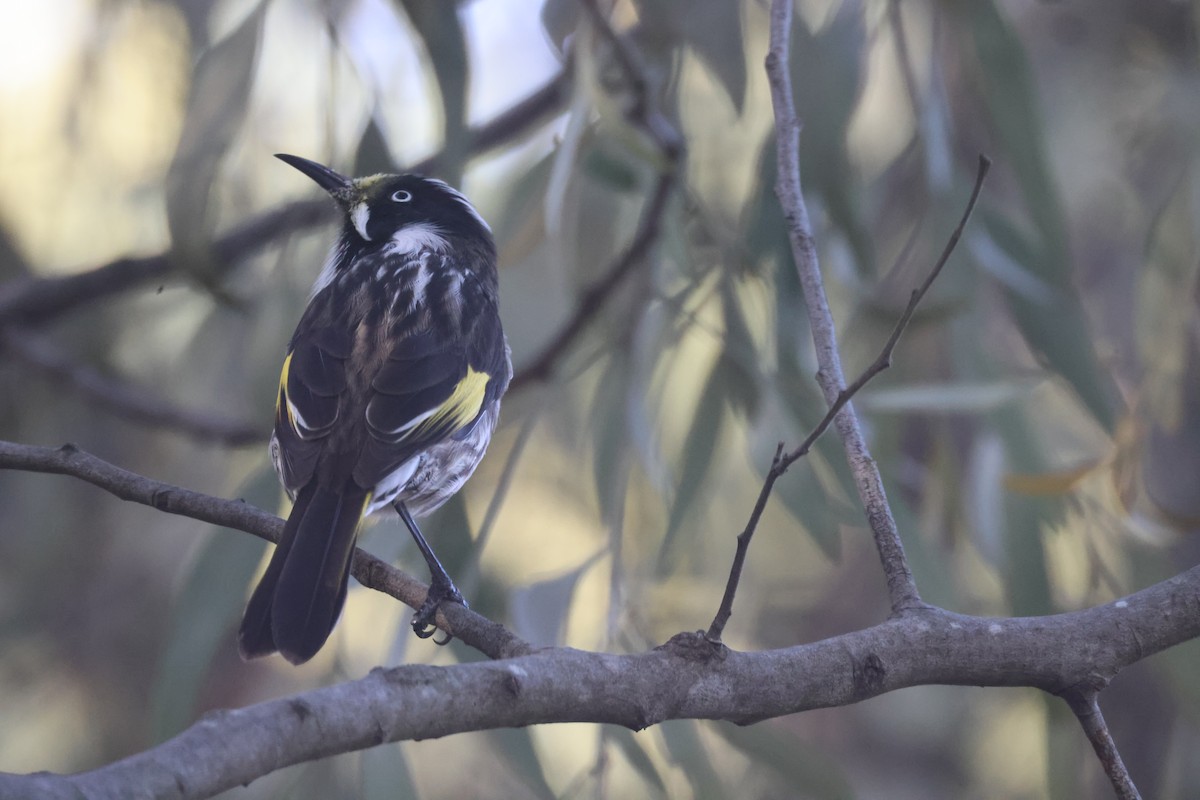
[413,366,490,438]
[277,352,294,429]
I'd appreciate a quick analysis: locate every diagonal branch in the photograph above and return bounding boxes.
[0,67,570,327]
[1060,687,1142,800]
[0,439,532,661]
[706,160,990,642]
[1,328,264,446]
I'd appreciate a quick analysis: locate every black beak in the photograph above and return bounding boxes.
[275,154,354,200]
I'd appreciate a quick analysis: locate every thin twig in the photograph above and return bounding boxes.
[780,155,991,470]
[1060,687,1142,800]
[0,67,570,327]
[706,14,991,641]
[1,328,264,446]
[0,439,533,660]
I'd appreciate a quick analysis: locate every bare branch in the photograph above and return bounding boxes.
[1,328,264,446]
[3,569,1197,799]
[0,67,570,327]
[0,440,532,661]
[1061,688,1142,800]
[764,0,921,614]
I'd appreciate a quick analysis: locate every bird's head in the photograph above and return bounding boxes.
[275,153,492,256]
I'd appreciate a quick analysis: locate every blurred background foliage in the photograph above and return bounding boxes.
[1,0,1198,797]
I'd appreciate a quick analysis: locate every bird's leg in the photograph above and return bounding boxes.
[395,502,467,644]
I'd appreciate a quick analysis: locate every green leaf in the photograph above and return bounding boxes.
[361,743,419,800]
[791,4,873,277]
[149,466,279,741]
[165,4,264,289]
[861,380,1034,414]
[657,356,728,571]
[607,728,667,796]
[711,721,854,800]
[632,0,747,112]
[720,278,761,418]
[591,354,633,529]
[978,212,1118,431]
[965,0,1069,280]
[509,552,600,645]
[685,1,747,113]
[659,721,725,800]
[354,115,397,177]
[488,728,556,800]
[398,0,469,184]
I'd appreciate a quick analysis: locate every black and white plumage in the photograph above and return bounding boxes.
[239,155,510,665]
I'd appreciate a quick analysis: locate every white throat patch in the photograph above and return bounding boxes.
[350,202,372,241]
[386,223,449,256]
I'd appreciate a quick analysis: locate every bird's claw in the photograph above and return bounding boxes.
[411,583,468,645]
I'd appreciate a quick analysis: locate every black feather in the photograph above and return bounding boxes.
[237,482,367,665]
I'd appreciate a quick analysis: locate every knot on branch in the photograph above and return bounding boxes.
[660,631,728,663]
[288,699,313,723]
[853,652,887,694]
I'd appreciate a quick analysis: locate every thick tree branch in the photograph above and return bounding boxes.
[0,440,532,661]
[0,67,569,327]
[3,566,1196,799]
[764,0,921,614]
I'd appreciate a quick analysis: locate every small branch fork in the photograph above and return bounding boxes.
[708,1,1145,797]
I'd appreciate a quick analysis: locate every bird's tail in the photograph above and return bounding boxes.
[238,483,370,664]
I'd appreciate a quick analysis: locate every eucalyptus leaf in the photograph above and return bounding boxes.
[658,720,724,800]
[361,742,419,800]
[607,728,667,796]
[861,380,1034,414]
[657,357,728,571]
[487,728,556,800]
[354,115,397,178]
[149,466,280,742]
[398,0,468,183]
[711,721,854,800]
[509,553,600,646]
[791,4,873,277]
[979,212,1118,431]
[633,0,746,112]
[165,4,264,289]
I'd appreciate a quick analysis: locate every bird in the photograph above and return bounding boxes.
[238,153,511,665]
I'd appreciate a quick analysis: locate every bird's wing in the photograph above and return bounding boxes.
[272,326,354,491]
[353,306,508,489]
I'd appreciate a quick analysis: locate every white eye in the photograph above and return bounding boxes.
[391,190,413,203]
